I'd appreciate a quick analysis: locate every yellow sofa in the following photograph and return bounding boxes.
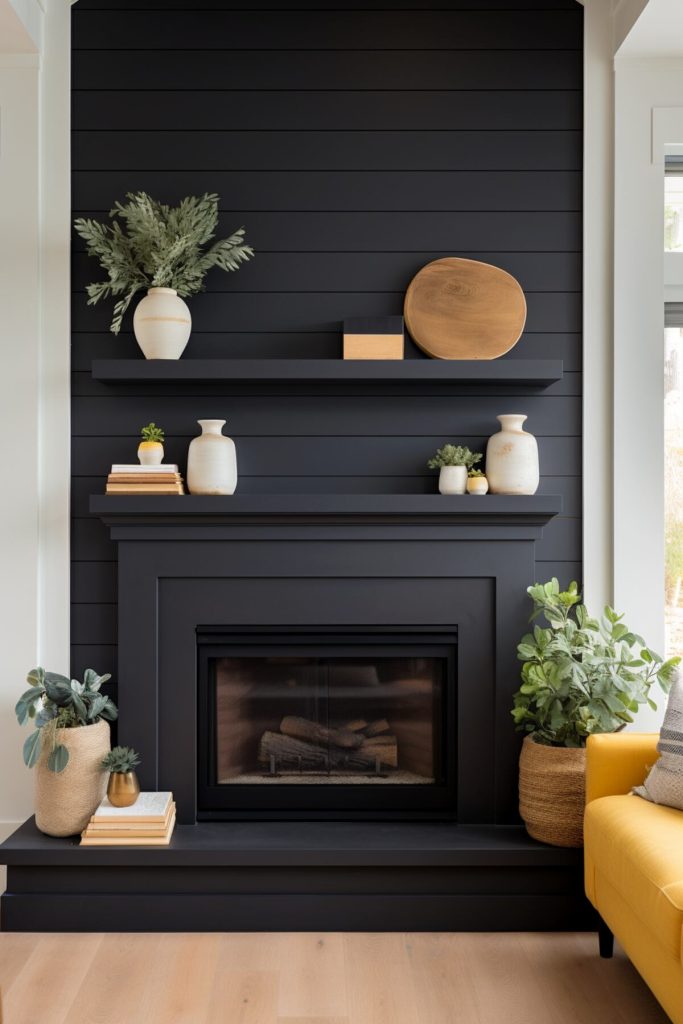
[585,732,683,1024]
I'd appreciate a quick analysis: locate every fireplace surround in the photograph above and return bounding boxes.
[1,493,593,931]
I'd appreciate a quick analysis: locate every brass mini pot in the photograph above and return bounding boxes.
[107,770,141,808]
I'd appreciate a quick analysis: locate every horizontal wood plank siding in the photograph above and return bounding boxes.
[71,0,582,680]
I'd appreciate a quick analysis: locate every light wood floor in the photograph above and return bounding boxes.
[0,932,670,1024]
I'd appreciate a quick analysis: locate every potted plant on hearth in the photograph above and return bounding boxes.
[427,444,482,494]
[102,746,141,807]
[15,667,118,837]
[511,579,679,848]
[138,422,165,465]
[74,192,254,359]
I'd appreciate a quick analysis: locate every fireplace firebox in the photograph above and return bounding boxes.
[197,630,457,820]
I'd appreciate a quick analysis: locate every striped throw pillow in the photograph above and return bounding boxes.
[634,674,683,810]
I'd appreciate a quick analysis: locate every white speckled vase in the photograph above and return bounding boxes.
[133,287,191,360]
[187,419,237,495]
[438,465,467,495]
[486,414,539,495]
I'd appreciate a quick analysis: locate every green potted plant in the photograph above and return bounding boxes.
[427,444,482,495]
[466,467,489,495]
[74,191,254,359]
[511,579,679,847]
[102,746,142,808]
[15,667,118,837]
[138,422,165,466]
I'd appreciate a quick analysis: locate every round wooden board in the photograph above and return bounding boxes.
[404,257,527,360]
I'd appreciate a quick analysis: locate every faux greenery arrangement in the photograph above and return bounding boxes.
[427,445,482,470]
[468,468,485,478]
[16,668,118,772]
[511,579,680,747]
[102,746,141,774]
[74,192,254,334]
[140,422,164,443]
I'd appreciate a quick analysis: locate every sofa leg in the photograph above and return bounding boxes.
[598,919,614,959]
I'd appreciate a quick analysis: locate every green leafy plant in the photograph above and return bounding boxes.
[16,668,118,773]
[511,579,680,747]
[427,445,482,470]
[468,468,485,478]
[74,192,254,334]
[140,422,164,443]
[101,746,141,774]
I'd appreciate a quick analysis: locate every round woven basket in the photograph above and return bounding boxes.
[34,720,110,837]
[518,734,586,848]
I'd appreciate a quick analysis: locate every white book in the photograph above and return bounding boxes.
[111,464,179,474]
[89,791,172,823]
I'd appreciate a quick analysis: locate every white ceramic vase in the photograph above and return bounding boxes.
[133,287,191,360]
[438,465,468,495]
[187,419,237,495]
[486,414,539,495]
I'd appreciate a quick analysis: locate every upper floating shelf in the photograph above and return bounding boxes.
[90,358,563,387]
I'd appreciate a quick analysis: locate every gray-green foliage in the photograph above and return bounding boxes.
[74,192,254,334]
[16,668,118,773]
[427,445,482,470]
[511,579,680,747]
[102,746,141,774]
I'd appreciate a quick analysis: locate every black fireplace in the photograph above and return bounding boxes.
[197,628,457,820]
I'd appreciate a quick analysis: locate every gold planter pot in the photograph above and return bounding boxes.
[518,735,586,848]
[107,771,141,807]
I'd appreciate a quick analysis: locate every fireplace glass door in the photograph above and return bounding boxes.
[198,632,457,819]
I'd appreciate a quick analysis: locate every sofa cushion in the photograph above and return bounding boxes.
[585,793,683,961]
[634,675,683,810]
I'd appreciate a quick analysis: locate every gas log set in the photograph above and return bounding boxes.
[258,715,398,775]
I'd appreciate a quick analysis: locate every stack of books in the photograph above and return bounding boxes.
[80,791,176,846]
[106,464,184,495]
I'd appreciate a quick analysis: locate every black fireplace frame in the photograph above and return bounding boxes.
[197,626,458,821]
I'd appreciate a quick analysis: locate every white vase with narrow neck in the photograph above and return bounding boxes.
[486,414,539,495]
[187,420,237,495]
[133,287,191,360]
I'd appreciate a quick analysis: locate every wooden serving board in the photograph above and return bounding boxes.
[404,257,527,360]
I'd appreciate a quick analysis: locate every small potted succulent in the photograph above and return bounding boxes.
[101,746,142,807]
[74,192,254,359]
[138,422,165,465]
[15,667,118,836]
[427,444,482,495]
[467,468,489,495]
[512,579,679,847]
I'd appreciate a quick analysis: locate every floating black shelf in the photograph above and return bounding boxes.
[91,358,563,387]
[89,493,562,528]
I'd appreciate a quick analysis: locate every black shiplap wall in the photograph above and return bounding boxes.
[70,0,583,692]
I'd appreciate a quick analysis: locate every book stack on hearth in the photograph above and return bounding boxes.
[106,464,184,495]
[80,791,176,846]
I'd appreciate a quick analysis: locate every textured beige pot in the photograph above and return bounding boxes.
[133,287,191,359]
[518,735,586,848]
[34,720,110,837]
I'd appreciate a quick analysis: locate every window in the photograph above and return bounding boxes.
[665,308,683,659]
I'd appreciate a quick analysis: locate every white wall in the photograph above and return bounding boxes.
[0,0,71,843]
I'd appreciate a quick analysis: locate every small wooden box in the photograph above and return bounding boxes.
[343,317,405,360]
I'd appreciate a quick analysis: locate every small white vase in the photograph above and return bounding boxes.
[438,465,467,495]
[137,441,164,466]
[133,287,191,360]
[486,414,539,495]
[187,419,237,495]
[467,475,489,495]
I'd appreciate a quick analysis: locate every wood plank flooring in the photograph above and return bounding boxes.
[0,932,669,1024]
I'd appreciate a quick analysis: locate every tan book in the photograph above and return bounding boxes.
[84,804,175,836]
[87,791,172,824]
[81,811,176,846]
[108,474,182,483]
[106,485,185,495]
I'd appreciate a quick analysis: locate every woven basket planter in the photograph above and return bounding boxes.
[34,720,110,837]
[518,735,586,848]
